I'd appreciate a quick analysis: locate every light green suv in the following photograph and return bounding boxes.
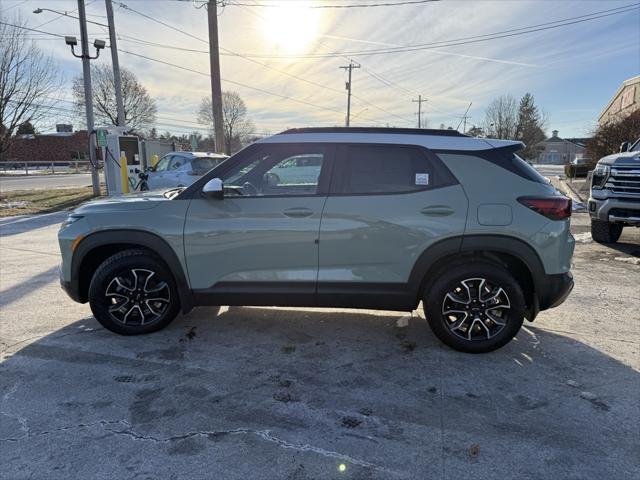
[59,128,575,352]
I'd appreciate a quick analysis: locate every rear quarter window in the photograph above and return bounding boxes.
[435,148,548,184]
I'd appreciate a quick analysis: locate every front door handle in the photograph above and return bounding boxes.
[421,206,454,217]
[283,207,314,218]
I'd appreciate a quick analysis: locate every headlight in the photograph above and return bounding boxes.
[591,164,610,189]
[60,214,83,230]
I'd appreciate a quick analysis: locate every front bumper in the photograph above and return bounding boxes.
[588,193,640,224]
[60,269,82,303]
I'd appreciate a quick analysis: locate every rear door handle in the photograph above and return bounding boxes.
[283,207,314,218]
[421,206,454,216]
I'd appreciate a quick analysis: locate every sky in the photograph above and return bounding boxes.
[2,0,639,138]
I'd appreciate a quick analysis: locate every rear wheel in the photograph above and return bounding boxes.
[591,219,623,243]
[88,249,180,335]
[423,262,525,353]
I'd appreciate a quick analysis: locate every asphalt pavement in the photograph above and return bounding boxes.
[0,211,638,479]
[0,173,103,192]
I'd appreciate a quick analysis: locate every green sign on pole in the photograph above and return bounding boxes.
[96,129,107,147]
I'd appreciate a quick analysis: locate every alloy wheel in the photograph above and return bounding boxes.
[105,268,170,325]
[441,277,511,341]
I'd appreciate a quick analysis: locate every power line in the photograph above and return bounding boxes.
[0,20,382,124]
[227,0,440,8]
[209,3,640,59]
[115,2,393,123]
[119,49,380,123]
[231,3,413,124]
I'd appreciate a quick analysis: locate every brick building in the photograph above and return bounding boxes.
[2,130,89,163]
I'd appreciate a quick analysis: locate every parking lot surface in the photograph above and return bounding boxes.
[1,212,638,479]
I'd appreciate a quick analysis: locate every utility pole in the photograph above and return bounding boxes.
[412,95,427,128]
[77,0,101,196]
[105,0,125,127]
[207,0,225,153]
[458,101,473,133]
[340,61,360,127]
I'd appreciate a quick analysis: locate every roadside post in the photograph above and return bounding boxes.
[120,153,129,194]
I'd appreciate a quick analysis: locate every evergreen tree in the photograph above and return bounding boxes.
[515,93,546,160]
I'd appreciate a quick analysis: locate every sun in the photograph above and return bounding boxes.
[261,2,320,55]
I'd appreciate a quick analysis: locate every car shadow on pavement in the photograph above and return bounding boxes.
[0,266,60,309]
[599,240,640,257]
[1,307,638,480]
[0,211,68,237]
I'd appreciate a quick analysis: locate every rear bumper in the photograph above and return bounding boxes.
[537,271,574,311]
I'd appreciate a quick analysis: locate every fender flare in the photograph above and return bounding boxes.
[408,234,546,302]
[72,230,194,313]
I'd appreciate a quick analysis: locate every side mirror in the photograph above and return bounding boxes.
[620,141,630,152]
[203,177,224,199]
[145,165,155,172]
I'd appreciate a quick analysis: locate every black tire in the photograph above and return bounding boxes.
[88,249,180,335]
[591,219,623,244]
[423,262,525,353]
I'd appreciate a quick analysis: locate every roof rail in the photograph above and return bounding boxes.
[278,127,468,137]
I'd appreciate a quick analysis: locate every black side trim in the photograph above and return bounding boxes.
[71,230,194,313]
[193,281,416,311]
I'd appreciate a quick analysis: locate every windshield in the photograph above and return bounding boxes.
[630,138,640,152]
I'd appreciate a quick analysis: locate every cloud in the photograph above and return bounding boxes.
[9,0,639,136]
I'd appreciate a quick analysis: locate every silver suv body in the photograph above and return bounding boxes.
[59,128,575,352]
[589,138,640,243]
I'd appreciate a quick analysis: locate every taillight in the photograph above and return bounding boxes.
[518,196,572,220]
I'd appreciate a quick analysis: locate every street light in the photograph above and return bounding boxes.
[33,7,108,27]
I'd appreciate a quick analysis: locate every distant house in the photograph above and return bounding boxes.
[3,130,89,163]
[534,130,588,164]
[599,75,640,125]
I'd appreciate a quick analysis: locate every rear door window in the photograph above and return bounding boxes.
[332,144,456,195]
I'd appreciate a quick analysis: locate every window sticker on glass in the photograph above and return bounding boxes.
[415,173,429,185]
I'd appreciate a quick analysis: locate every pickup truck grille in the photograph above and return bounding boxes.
[605,165,640,194]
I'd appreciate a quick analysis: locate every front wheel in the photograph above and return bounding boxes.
[88,249,180,335]
[423,263,525,353]
[591,219,622,243]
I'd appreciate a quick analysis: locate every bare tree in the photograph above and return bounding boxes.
[0,17,62,159]
[483,94,518,140]
[198,91,255,154]
[586,110,640,161]
[72,64,156,132]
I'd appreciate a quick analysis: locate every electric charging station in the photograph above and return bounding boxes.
[97,126,143,195]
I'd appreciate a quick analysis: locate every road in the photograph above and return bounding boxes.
[533,164,565,178]
[1,212,638,479]
[0,173,103,192]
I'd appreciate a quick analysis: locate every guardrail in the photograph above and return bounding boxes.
[0,160,93,175]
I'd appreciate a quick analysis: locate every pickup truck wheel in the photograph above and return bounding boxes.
[423,263,525,353]
[88,249,180,335]
[591,219,623,243]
